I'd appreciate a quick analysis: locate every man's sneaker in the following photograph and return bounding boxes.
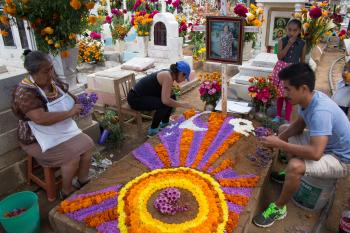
[147,127,159,137]
[253,202,287,228]
[159,121,170,129]
[270,170,286,184]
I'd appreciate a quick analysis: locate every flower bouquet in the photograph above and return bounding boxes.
[0,0,95,56]
[131,10,159,36]
[107,9,132,43]
[188,15,206,62]
[78,36,104,63]
[177,15,188,40]
[293,2,336,54]
[234,3,263,43]
[77,92,98,116]
[248,77,277,113]
[198,72,222,109]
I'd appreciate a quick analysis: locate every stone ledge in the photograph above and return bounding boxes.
[0,109,18,134]
[0,128,18,156]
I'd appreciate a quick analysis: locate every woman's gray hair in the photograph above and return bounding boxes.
[23,50,51,74]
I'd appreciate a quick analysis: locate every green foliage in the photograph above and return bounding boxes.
[189,31,206,61]
[87,16,105,33]
[100,110,123,143]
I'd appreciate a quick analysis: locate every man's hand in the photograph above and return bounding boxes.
[261,135,284,149]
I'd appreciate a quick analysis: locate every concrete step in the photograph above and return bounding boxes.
[0,109,18,134]
[238,61,273,77]
[0,69,27,112]
[251,52,278,68]
[202,61,239,77]
[0,128,18,156]
[104,51,121,63]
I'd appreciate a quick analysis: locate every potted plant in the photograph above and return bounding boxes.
[198,72,222,111]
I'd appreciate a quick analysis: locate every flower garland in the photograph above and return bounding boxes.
[58,191,118,214]
[191,113,225,168]
[219,176,260,188]
[225,194,250,206]
[183,109,196,119]
[60,112,260,232]
[179,129,195,167]
[202,133,241,172]
[154,143,171,168]
[209,159,235,176]
[84,207,118,228]
[117,167,228,233]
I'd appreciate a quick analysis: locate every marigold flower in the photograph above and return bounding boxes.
[61,50,70,58]
[70,0,81,10]
[43,27,54,35]
[0,16,9,25]
[88,15,97,24]
[85,1,95,10]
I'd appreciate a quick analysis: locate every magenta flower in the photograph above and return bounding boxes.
[105,16,112,24]
[166,0,172,4]
[172,0,181,8]
[309,7,322,19]
[90,32,101,40]
[234,4,248,17]
[150,10,159,18]
[111,8,122,15]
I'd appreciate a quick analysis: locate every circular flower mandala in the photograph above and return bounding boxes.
[117,167,228,233]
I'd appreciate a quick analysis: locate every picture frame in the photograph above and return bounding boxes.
[267,10,292,47]
[206,16,244,64]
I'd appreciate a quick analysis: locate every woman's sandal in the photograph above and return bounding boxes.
[59,190,75,200]
[72,179,90,190]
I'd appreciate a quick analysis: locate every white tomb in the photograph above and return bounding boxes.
[228,52,278,101]
[147,12,184,63]
[255,0,308,52]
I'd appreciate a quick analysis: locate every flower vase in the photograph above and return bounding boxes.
[204,102,216,111]
[98,129,110,145]
[137,36,149,57]
[243,41,253,61]
[50,47,79,92]
[116,40,126,53]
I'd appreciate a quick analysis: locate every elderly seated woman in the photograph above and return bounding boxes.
[11,50,94,199]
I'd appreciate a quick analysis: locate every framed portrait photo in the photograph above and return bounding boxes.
[268,11,292,47]
[206,16,244,64]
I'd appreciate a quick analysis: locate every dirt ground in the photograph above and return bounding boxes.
[1,48,345,233]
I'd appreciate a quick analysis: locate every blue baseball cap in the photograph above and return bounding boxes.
[176,61,191,81]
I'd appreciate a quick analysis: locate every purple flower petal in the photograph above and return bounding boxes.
[132,143,164,169]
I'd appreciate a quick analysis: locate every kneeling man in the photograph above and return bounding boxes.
[253,63,350,228]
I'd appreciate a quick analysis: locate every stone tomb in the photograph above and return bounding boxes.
[147,13,183,62]
[228,52,278,101]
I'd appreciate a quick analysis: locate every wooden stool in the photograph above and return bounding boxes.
[27,155,61,202]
